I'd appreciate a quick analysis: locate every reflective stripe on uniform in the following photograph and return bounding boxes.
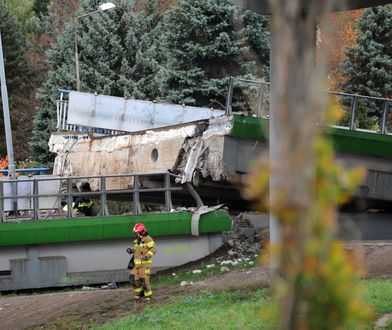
[134,259,152,265]
[147,251,154,256]
[134,287,143,293]
[146,241,155,248]
[144,290,152,297]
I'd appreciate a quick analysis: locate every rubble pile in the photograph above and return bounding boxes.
[222,213,269,257]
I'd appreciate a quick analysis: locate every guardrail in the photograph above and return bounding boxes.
[56,83,392,136]
[225,78,392,135]
[0,172,204,222]
[0,168,49,175]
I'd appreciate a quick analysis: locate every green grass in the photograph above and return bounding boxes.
[361,279,392,330]
[94,278,392,330]
[153,255,257,286]
[94,289,274,330]
[362,279,392,316]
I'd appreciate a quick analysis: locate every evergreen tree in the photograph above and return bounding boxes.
[339,5,392,128]
[0,2,30,158]
[2,0,40,35]
[242,10,270,80]
[33,0,51,19]
[30,0,138,166]
[158,0,254,108]
[127,0,164,100]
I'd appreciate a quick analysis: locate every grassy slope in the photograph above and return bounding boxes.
[95,277,392,330]
[95,289,274,330]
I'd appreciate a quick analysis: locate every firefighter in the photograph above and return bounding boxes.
[73,197,94,216]
[126,223,156,301]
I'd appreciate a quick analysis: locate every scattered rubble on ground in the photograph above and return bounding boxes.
[221,212,269,260]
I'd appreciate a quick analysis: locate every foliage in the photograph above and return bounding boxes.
[33,0,51,19]
[244,105,373,329]
[157,0,255,108]
[2,0,40,35]
[339,5,392,129]
[242,9,270,80]
[30,0,136,166]
[0,2,34,160]
[319,9,364,90]
[0,156,7,176]
[124,0,165,100]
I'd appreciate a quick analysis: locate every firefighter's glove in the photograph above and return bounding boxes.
[126,248,134,254]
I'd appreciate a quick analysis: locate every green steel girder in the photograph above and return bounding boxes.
[0,211,232,247]
[230,115,392,159]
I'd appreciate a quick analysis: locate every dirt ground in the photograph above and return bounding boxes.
[1,241,391,330]
[0,266,270,330]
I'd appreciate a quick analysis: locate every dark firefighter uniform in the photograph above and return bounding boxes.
[128,225,156,300]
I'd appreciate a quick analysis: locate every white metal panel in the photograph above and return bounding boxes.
[94,94,125,130]
[124,99,154,131]
[2,177,31,211]
[67,92,95,127]
[0,176,61,211]
[67,91,225,132]
[37,175,61,209]
[154,103,184,128]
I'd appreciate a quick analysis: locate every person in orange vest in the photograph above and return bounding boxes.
[126,223,157,301]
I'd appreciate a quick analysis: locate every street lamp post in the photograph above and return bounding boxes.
[74,2,116,91]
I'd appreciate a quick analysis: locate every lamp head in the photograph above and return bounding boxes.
[98,2,116,12]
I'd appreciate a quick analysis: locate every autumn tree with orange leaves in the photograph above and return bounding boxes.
[319,9,364,90]
[0,156,8,176]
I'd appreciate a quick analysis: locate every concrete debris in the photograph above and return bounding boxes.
[220,266,230,272]
[172,273,176,276]
[180,116,233,185]
[180,281,188,287]
[192,269,202,274]
[100,282,117,290]
[206,264,215,268]
[81,286,98,291]
[375,313,392,328]
[222,213,269,260]
[239,228,255,239]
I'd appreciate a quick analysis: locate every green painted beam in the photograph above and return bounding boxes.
[230,115,392,159]
[230,115,268,141]
[0,211,232,247]
[327,127,392,158]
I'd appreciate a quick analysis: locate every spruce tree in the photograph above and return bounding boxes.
[158,0,254,108]
[242,10,270,80]
[30,0,137,166]
[339,5,392,128]
[0,2,30,158]
[127,0,164,100]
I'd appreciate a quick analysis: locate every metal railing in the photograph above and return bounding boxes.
[57,99,125,135]
[0,172,204,222]
[225,78,392,135]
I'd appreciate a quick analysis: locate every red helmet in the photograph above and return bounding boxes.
[133,223,147,235]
